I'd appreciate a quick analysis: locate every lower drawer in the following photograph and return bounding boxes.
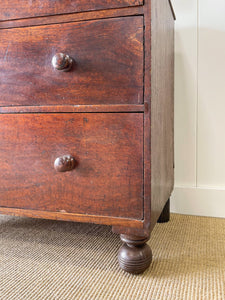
[0,113,143,219]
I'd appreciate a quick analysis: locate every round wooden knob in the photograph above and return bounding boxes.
[54,155,76,172]
[52,53,73,71]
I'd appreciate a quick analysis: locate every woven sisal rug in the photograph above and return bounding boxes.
[0,214,224,299]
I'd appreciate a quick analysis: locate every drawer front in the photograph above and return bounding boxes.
[0,113,143,219]
[0,0,143,21]
[0,17,143,106]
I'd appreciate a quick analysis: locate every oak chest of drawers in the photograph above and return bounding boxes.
[0,0,175,274]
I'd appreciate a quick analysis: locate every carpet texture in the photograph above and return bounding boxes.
[0,214,224,300]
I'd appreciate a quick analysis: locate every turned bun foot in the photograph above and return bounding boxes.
[118,235,152,274]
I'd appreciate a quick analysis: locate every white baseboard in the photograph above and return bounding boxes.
[171,186,225,218]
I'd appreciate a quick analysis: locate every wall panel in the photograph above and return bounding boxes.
[172,0,198,186]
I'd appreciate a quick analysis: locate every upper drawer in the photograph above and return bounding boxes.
[0,16,143,106]
[0,0,143,21]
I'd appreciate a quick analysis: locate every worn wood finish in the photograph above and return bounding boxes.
[0,113,143,219]
[0,6,144,30]
[142,0,152,236]
[0,0,143,21]
[112,0,153,239]
[112,0,175,272]
[0,105,145,114]
[118,234,152,274]
[0,207,144,228]
[150,0,175,230]
[0,16,143,106]
[0,0,175,275]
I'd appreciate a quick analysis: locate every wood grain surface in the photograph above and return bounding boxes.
[0,207,144,228]
[0,0,176,244]
[0,113,144,219]
[0,105,144,114]
[112,0,175,237]
[0,0,143,21]
[0,16,143,106]
[150,0,175,230]
[0,7,143,30]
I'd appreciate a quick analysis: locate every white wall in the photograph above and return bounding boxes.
[171,0,225,218]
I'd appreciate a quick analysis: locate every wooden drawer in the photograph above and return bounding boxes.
[0,0,143,21]
[0,17,143,107]
[0,113,143,219]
